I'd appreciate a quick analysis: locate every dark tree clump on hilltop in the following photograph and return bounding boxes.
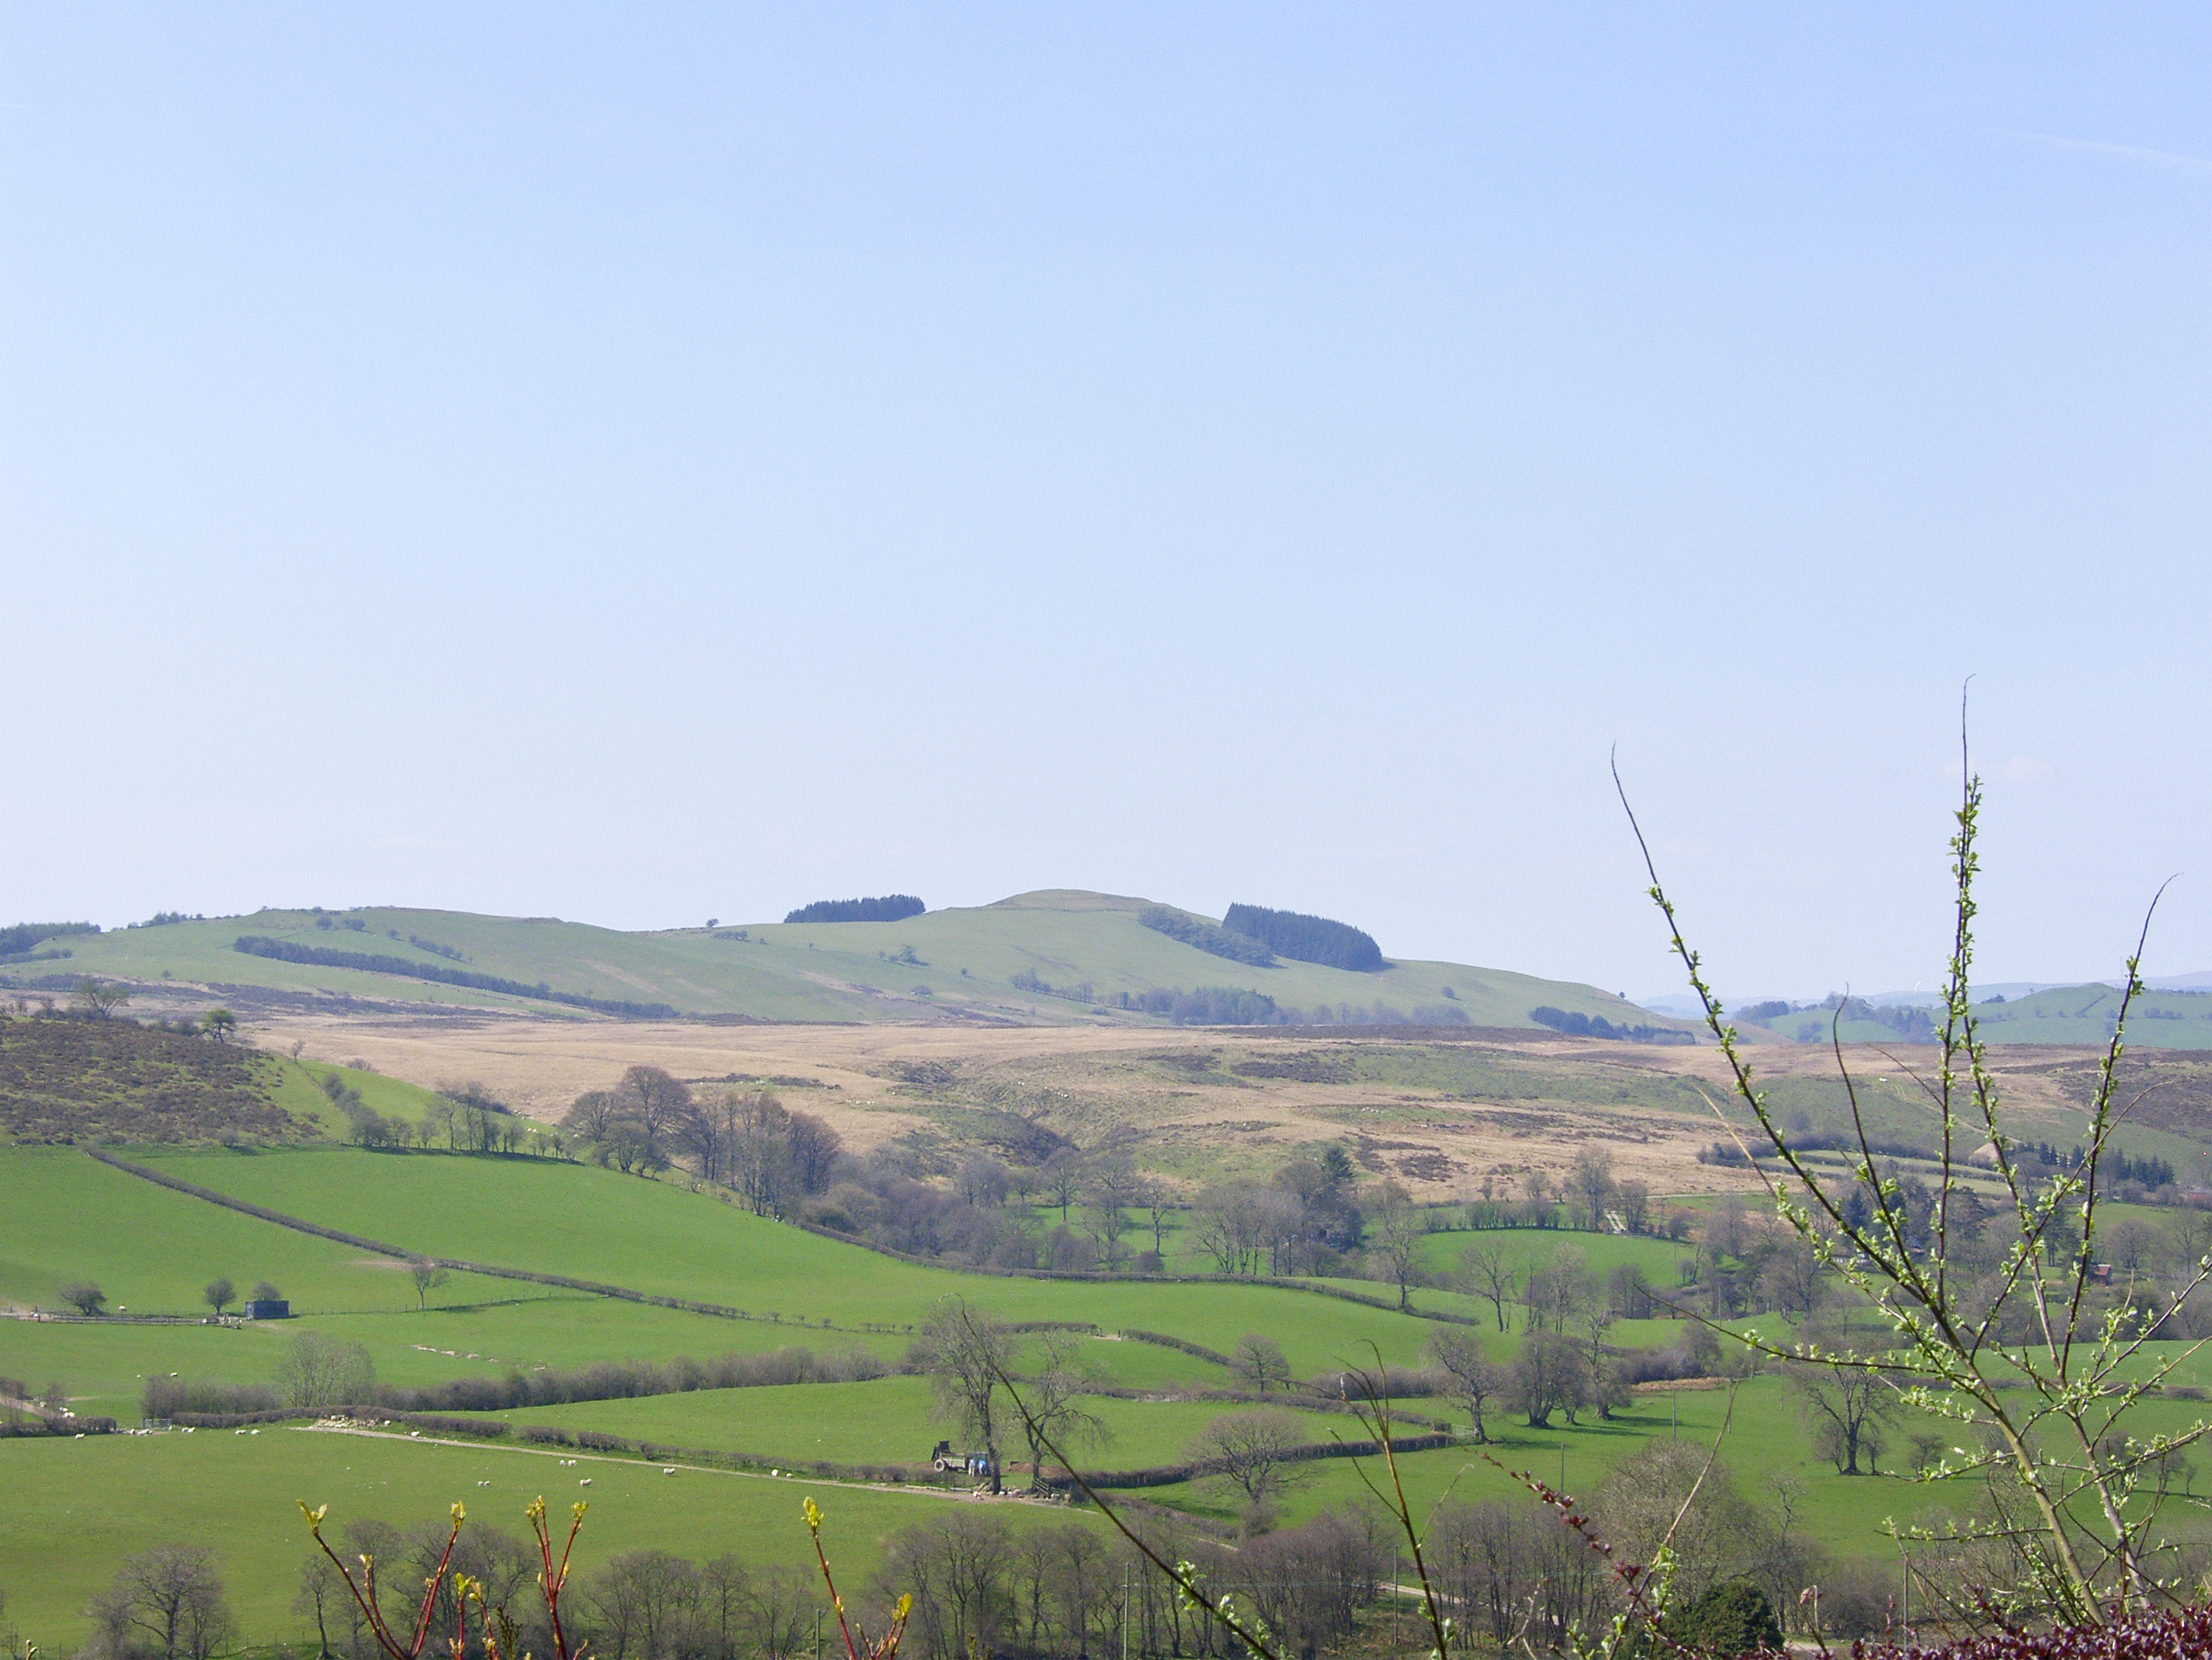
[1221,904,1384,972]
[782,894,925,924]
[0,920,99,962]
[1114,986,1286,1025]
[1137,906,1277,967]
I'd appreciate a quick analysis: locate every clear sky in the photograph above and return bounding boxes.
[4,7,2208,1002]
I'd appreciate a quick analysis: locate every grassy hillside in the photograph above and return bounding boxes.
[1967,983,2212,1048]
[3,893,1677,1034]
[0,1146,516,1316]
[1733,985,2212,1050]
[0,1428,976,1650]
[0,1018,320,1144]
[124,1146,1461,1373]
[0,1013,489,1148]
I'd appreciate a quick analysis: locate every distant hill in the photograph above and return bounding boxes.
[0,891,1683,1036]
[1713,983,2212,1050]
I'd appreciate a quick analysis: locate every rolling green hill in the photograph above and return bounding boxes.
[1733,984,2212,1050]
[3,891,1678,1035]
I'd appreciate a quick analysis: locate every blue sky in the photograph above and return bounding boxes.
[4,6,2208,1001]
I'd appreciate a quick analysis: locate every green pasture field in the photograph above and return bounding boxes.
[303,1298,915,1383]
[126,1147,1461,1371]
[17,1134,2212,1653]
[0,1295,923,1424]
[288,1061,533,1145]
[471,1372,1358,1470]
[1214,1379,1933,1549]
[12,895,1656,1032]
[0,1424,1056,1651]
[1735,987,2212,1052]
[1953,986,2212,1049]
[0,1146,516,1316]
[1133,1372,2030,1561]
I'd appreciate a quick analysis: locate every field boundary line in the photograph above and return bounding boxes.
[82,1147,1486,1340]
[785,1217,1490,1326]
[77,1148,893,1334]
[292,1424,1057,1507]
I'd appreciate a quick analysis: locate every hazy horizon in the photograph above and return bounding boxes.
[6,8,2209,1001]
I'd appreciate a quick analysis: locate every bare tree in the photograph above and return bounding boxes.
[1455,1237,1519,1331]
[587,1549,702,1660]
[293,1552,349,1660]
[1192,1185,1267,1274]
[562,1090,618,1144]
[1426,1329,1504,1443]
[1014,1334,1109,1494]
[202,1276,235,1317]
[1087,1160,1143,1265]
[1189,1408,1306,1532]
[71,976,131,1019]
[276,1332,375,1411]
[615,1066,693,1165]
[1522,1245,1593,1333]
[407,1261,449,1310]
[786,1111,843,1194]
[675,1097,725,1184]
[728,1092,793,1216]
[1757,1236,1826,1320]
[1366,1180,1425,1310]
[1506,1330,1587,1428]
[2104,1218,2166,1277]
[1606,1262,1657,1319]
[919,1297,1014,1494]
[954,1155,1008,1208]
[1567,1145,1615,1231]
[1255,1187,1309,1276]
[1571,1295,1616,1378]
[59,1280,106,1316]
[91,1546,233,1660]
[1229,1333,1294,1395]
[1786,1340,1899,1475]
[741,1564,818,1660]
[1133,1176,1172,1256]
[1615,1177,1651,1234]
[695,1554,751,1660]
[1042,1150,1087,1224]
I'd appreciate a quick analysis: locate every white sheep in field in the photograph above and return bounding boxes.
[579,1478,592,1486]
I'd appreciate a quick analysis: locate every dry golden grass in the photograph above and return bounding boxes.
[220,1004,2108,1200]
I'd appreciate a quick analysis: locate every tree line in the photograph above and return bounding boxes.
[1220,902,1385,971]
[782,894,925,923]
[1528,1005,1696,1044]
[1105,986,1471,1027]
[561,1066,842,1215]
[1136,906,1278,966]
[232,937,679,1019]
[0,918,98,963]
